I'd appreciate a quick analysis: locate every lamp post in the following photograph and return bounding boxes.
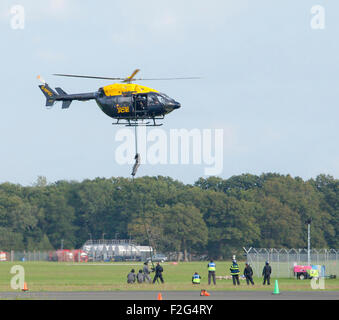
[306,218,312,265]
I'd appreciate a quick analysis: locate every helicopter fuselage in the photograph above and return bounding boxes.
[95,83,181,120]
[39,82,181,123]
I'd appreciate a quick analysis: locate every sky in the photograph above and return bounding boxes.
[0,0,338,185]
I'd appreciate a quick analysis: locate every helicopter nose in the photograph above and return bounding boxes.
[165,102,181,113]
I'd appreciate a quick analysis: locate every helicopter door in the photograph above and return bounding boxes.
[115,96,133,115]
[135,94,147,111]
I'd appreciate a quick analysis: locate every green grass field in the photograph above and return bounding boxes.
[0,261,338,292]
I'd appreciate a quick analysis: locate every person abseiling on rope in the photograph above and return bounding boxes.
[131,153,141,177]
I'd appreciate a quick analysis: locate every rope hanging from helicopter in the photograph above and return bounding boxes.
[131,97,141,178]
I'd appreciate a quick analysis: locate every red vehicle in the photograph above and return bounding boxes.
[72,250,88,262]
[55,249,74,262]
[48,250,87,262]
[0,252,8,261]
[293,265,312,280]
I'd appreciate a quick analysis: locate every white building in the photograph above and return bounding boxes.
[82,240,153,261]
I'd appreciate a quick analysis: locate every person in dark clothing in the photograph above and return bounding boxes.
[136,269,144,283]
[131,153,141,177]
[127,269,136,284]
[262,261,272,285]
[244,263,254,285]
[152,262,164,284]
[230,260,240,286]
[143,262,152,283]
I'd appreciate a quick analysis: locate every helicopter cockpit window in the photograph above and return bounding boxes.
[158,93,175,105]
[148,94,160,105]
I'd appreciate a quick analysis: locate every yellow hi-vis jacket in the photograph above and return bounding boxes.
[208,262,216,271]
[192,274,201,284]
[230,263,240,275]
[309,269,319,278]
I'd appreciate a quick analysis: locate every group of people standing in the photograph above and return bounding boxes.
[127,259,272,286]
[205,260,272,286]
[127,261,164,284]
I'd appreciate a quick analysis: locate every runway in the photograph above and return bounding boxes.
[0,290,338,300]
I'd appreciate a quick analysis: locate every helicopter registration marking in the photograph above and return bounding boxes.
[41,86,53,97]
[117,106,129,113]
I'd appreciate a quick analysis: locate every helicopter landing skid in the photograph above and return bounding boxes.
[112,118,164,127]
[126,123,163,127]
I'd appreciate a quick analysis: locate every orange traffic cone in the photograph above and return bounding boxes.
[157,293,163,300]
[200,289,210,296]
[22,282,28,292]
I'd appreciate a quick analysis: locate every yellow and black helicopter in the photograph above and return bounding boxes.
[38,69,199,127]
[38,69,199,176]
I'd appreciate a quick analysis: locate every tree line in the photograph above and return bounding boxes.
[0,173,337,260]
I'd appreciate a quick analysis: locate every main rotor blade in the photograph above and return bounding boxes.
[134,77,202,81]
[53,74,125,81]
[53,74,202,82]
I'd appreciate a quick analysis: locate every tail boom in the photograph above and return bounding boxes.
[39,84,97,109]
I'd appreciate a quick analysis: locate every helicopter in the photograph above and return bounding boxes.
[38,69,199,127]
[38,69,199,176]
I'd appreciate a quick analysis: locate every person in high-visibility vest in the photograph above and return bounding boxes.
[192,272,201,284]
[309,268,319,279]
[230,260,240,286]
[207,260,216,285]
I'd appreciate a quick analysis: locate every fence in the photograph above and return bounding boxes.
[0,247,152,262]
[0,251,50,262]
[0,250,88,262]
[243,248,339,278]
